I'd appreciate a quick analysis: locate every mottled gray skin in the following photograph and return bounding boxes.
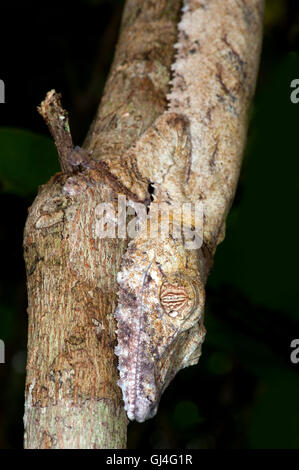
[115,232,207,423]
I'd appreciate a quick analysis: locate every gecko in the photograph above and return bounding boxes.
[65,0,264,422]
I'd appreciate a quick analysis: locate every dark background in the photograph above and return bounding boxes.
[0,0,299,449]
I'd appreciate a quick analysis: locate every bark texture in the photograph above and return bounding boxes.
[23,0,182,449]
[23,0,264,447]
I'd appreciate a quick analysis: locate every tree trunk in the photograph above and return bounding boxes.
[23,0,264,448]
[23,0,182,449]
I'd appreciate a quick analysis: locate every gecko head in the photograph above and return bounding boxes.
[115,236,206,423]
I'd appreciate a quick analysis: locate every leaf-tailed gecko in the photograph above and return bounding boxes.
[66,0,264,423]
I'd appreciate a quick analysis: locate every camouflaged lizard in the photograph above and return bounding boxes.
[65,0,264,423]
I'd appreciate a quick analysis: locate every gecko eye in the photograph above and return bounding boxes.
[159,274,198,319]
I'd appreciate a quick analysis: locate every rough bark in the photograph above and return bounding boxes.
[23,0,264,448]
[23,0,182,449]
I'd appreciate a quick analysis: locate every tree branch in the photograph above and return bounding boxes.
[23,0,264,447]
[23,0,182,449]
[37,90,74,174]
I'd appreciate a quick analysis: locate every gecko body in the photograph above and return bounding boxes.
[66,0,263,422]
[114,0,263,422]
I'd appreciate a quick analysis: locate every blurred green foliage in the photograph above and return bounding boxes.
[0,0,299,449]
[0,128,59,196]
[249,370,299,449]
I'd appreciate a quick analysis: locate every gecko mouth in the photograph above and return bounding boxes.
[126,395,158,423]
[123,359,160,423]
